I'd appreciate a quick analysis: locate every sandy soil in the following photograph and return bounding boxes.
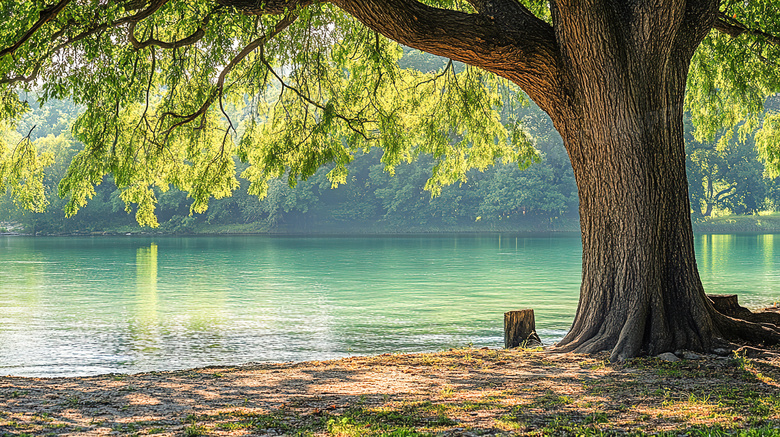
[1,348,779,436]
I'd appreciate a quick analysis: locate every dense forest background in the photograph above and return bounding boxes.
[2,52,780,235]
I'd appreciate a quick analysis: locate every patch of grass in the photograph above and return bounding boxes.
[580,359,609,370]
[657,425,780,436]
[539,415,607,436]
[733,352,776,384]
[207,410,321,435]
[216,421,251,431]
[41,422,66,429]
[694,213,780,232]
[326,415,430,437]
[531,391,573,409]
[747,396,780,418]
[64,396,80,407]
[183,424,206,436]
[584,411,609,424]
[322,402,458,436]
[495,414,525,431]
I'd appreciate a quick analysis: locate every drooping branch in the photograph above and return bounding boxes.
[157,14,298,140]
[0,0,72,57]
[127,9,217,50]
[0,0,171,85]
[0,64,43,85]
[259,54,374,141]
[715,12,780,47]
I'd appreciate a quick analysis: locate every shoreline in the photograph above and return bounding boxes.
[1,348,779,436]
[6,228,780,237]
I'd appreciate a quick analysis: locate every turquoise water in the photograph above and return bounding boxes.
[0,234,777,376]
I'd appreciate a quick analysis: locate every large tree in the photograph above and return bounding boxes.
[1,0,780,360]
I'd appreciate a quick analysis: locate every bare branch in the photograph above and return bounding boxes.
[118,0,170,25]
[128,8,219,50]
[215,0,317,15]
[128,22,205,50]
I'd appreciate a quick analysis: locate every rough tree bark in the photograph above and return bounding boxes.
[224,0,780,359]
[543,0,727,361]
[542,0,778,360]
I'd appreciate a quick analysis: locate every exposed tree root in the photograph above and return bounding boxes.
[711,309,780,348]
[553,297,780,362]
[734,345,780,360]
[709,294,780,325]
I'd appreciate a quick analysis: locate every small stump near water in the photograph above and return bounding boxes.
[709,294,751,318]
[504,309,542,348]
[708,293,780,325]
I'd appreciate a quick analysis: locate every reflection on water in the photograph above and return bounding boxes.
[694,234,780,308]
[133,243,159,352]
[0,233,777,376]
[136,243,159,321]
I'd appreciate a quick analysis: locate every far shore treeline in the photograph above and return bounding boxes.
[2,94,780,236]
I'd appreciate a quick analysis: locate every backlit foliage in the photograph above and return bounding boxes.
[0,0,778,224]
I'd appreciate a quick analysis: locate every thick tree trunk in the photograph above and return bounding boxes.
[547,1,714,361]
[545,1,780,360]
[552,82,719,360]
[555,107,718,360]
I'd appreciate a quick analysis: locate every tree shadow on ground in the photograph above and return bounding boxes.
[0,348,778,436]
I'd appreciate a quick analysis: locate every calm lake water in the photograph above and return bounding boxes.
[0,234,778,377]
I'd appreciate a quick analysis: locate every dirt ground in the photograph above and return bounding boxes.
[1,347,779,436]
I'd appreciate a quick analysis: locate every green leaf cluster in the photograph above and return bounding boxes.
[686,1,780,173]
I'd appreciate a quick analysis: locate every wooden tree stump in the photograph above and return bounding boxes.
[709,294,780,326]
[709,294,750,318]
[504,309,542,348]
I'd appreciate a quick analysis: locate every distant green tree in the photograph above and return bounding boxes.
[687,129,768,217]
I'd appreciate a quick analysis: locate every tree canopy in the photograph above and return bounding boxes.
[0,1,777,222]
[1,96,583,234]
[0,0,541,227]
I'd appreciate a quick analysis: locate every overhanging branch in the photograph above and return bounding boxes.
[465,0,549,32]
[157,14,299,141]
[0,0,72,58]
[328,0,561,107]
[215,0,317,15]
[714,12,780,47]
[127,9,217,50]
[0,0,172,85]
